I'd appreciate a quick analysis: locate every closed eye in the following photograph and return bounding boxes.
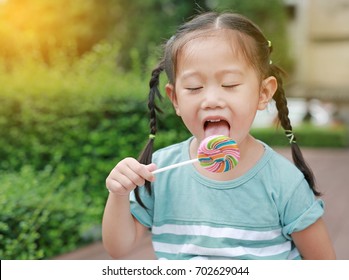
[222,84,240,88]
[185,87,203,92]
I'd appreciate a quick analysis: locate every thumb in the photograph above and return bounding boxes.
[146,163,157,173]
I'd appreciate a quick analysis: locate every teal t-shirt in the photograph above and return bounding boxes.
[130,137,324,260]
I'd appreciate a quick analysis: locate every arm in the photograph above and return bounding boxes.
[291,218,336,260]
[102,157,156,259]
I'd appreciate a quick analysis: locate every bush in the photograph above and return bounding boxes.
[0,166,97,260]
[251,125,349,147]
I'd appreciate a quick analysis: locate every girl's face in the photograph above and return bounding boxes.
[166,30,276,151]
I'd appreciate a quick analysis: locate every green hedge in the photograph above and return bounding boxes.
[0,92,187,193]
[0,166,95,259]
[0,94,189,259]
[251,125,349,147]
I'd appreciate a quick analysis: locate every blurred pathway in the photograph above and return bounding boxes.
[54,148,349,260]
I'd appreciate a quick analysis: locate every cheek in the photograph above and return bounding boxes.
[174,106,181,116]
[234,97,259,114]
[175,94,198,114]
[231,99,260,128]
[175,98,199,124]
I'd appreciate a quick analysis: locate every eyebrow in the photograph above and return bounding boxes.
[218,68,244,76]
[179,71,201,80]
[179,68,243,80]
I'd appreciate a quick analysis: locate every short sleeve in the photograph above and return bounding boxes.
[281,179,324,240]
[129,186,154,228]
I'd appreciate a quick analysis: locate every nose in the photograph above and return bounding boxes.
[201,88,226,109]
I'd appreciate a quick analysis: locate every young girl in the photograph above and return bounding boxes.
[102,12,335,260]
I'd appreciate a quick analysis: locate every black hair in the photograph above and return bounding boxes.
[135,11,319,207]
[135,60,165,208]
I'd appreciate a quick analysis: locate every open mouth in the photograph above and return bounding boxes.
[204,119,230,138]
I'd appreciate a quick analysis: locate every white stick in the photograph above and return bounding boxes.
[152,158,198,174]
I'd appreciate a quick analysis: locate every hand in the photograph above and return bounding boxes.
[106,157,157,196]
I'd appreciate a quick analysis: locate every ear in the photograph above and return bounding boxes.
[258,76,277,110]
[165,83,181,116]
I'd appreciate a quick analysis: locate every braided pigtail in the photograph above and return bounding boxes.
[270,64,320,196]
[135,61,165,208]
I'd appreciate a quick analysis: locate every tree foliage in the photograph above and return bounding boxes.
[0,0,120,64]
[0,0,290,70]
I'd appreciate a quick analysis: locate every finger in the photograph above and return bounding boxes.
[123,160,155,184]
[111,164,143,189]
[106,158,155,194]
[146,163,157,174]
[106,174,134,195]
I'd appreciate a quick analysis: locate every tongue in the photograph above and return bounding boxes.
[204,121,230,138]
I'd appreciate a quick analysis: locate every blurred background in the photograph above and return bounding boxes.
[0,0,348,260]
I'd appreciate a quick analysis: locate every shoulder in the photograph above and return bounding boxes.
[259,143,321,215]
[265,144,304,180]
[260,143,308,195]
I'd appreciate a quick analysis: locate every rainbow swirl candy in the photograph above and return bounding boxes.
[198,135,240,173]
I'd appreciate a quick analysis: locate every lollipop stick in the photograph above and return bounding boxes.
[152,158,198,174]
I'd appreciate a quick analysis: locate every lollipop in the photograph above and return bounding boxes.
[198,135,240,173]
[152,135,240,174]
